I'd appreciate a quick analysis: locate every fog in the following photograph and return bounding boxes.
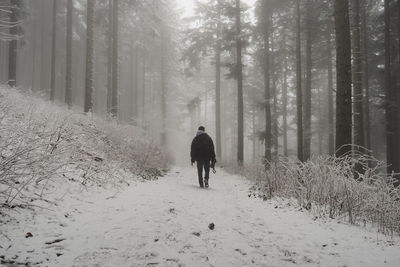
[1,0,398,174]
[2,1,400,265]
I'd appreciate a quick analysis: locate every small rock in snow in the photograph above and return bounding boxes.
[208,223,215,230]
[25,232,33,238]
[192,232,201,237]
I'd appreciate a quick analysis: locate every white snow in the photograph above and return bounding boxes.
[1,167,400,266]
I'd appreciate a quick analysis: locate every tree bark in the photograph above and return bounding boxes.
[142,46,146,125]
[110,0,119,117]
[398,0,400,176]
[296,0,304,162]
[304,0,312,161]
[384,0,399,181]
[262,1,272,164]
[252,105,256,162]
[133,45,139,122]
[106,0,113,113]
[282,38,289,157]
[8,0,19,87]
[31,5,37,91]
[50,0,57,101]
[65,0,73,108]
[361,1,371,152]
[236,0,244,164]
[84,0,95,113]
[271,32,278,158]
[160,29,167,147]
[334,0,352,157]
[327,30,335,155]
[215,0,222,160]
[352,0,364,150]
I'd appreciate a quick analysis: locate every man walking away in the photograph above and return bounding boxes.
[190,126,216,188]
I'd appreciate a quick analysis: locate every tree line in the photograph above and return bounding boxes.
[183,0,400,184]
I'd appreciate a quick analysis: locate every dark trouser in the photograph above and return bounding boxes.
[196,159,210,186]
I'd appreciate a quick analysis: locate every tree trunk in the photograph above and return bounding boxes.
[31,5,37,91]
[327,31,335,155]
[142,47,146,125]
[361,0,370,152]
[236,0,244,164]
[352,0,364,150]
[262,2,272,164]
[106,0,113,113]
[296,0,304,162]
[8,0,19,87]
[334,0,352,157]
[215,0,222,160]
[133,45,139,122]
[398,0,400,176]
[384,0,399,181]
[304,0,312,161]
[65,0,73,108]
[271,32,278,158]
[111,0,119,117]
[84,0,95,113]
[50,0,57,101]
[282,39,288,157]
[160,30,167,147]
[317,89,323,155]
[252,105,256,162]
[40,0,47,92]
[129,41,135,119]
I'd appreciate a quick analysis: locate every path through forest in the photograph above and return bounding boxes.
[2,167,400,266]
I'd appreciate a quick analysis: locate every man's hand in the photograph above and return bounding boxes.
[210,158,217,169]
[191,159,195,166]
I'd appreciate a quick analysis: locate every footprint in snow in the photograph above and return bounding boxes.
[137,252,158,260]
[168,208,177,214]
[235,248,247,256]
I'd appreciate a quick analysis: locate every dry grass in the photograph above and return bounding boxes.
[0,87,169,207]
[245,154,400,236]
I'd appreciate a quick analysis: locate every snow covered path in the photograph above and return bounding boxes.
[2,167,400,266]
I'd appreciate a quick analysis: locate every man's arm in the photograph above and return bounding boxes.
[209,137,216,165]
[190,138,196,163]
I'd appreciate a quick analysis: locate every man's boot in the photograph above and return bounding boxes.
[204,178,209,188]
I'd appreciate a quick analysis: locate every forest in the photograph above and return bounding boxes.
[1,0,400,266]
[2,0,400,172]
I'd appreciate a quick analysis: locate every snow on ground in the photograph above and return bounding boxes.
[1,167,400,267]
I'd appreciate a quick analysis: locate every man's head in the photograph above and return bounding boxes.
[198,126,205,131]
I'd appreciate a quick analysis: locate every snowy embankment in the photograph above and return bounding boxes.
[0,87,167,206]
[0,86,167,264]
[1,167,400,266]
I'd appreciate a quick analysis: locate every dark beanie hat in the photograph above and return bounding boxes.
[198,126,205,131]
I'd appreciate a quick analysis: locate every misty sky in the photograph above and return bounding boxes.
[177,0,257,18]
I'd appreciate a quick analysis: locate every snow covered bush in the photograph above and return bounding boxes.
[0,87,168,208]
[246,155,400,236]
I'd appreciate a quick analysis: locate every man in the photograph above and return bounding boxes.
[190,126,216,188]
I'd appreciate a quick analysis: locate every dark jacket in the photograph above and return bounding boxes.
[191,131,216,162]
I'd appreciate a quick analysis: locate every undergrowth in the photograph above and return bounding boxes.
[244,154,400,237]
[0,87,169,208]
